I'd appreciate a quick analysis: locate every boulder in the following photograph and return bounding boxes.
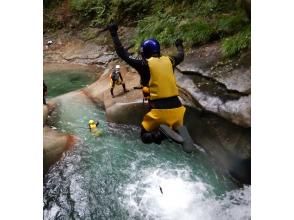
[177,42,221,74]
[184,106,251,183]
[176,70,250,127]
[106,101,148,125]
[176,44,251,127]
[178,44,251,95]
[43,126,77,173]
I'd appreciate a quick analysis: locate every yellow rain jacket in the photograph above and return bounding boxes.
[142,56,185,131]
[147,56,179,100]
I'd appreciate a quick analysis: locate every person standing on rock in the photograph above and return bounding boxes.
[110,64,128,97]
[107,23,186,145]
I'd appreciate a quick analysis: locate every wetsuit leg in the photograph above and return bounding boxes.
[110,80,115,97]
[122,83,128,92]
[140,126,164,145]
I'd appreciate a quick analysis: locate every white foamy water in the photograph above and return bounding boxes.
[120,168,250,220]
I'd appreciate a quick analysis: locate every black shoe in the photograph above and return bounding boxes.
[159,124,184,144]
[151,130,164,144]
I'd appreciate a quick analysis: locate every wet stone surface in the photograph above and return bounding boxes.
[178,44,251,95]
[176,70,250,127]
[182,72,244,102]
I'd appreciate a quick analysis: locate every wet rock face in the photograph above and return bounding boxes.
[184,107,251,183]
[177,43,222,75]
[176,44,251,127]
[210,51,251,94]
[44,34,116,66]
[176,71,250,128]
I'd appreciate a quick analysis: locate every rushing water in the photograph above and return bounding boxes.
[43,70,250,220]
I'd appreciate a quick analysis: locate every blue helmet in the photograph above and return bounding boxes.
[141,38,160,59]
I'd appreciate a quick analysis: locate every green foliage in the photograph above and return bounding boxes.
[45,0,251,57]
[109,0,150,23]
[135,13,178,48]
[134,0,249,50]
[69,0,108,25]
[177,19,215,45]
[216,11,249,36]
[44,0,63,8]
[135,15,215,49]
[193,0,219,16]
[221,25,251,57]
[69,0,150,26]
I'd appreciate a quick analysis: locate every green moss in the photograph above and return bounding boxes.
[221,25,251,57]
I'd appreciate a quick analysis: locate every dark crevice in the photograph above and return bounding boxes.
[180,70,249,102]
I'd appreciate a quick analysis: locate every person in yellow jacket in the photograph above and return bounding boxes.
[88,120,102,137]
[139,38,185,144]
[108,23,186,145]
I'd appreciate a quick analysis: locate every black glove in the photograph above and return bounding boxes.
[107,23,118,35]
[175,39,183,47]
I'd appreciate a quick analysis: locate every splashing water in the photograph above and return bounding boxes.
[43,71,250,220]
[119,167,250,220]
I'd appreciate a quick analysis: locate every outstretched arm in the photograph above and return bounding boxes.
[170,39,184,66]
[108,23,143,68]
[108,23,150,86]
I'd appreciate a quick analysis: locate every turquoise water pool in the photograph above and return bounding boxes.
[43,89,250,220]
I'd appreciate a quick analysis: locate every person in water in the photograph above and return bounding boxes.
[108,23,185,144]
[110,64,128,97]
[88,120,102,137]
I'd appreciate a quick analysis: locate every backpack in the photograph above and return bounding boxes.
[111,70,120,81]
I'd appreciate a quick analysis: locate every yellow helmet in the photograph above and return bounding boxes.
[88,120,95,125]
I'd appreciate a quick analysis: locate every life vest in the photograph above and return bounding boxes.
[89,124,97,129]
[89,124,102,136]
[111,70,120,82]
[147,56,179,100]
